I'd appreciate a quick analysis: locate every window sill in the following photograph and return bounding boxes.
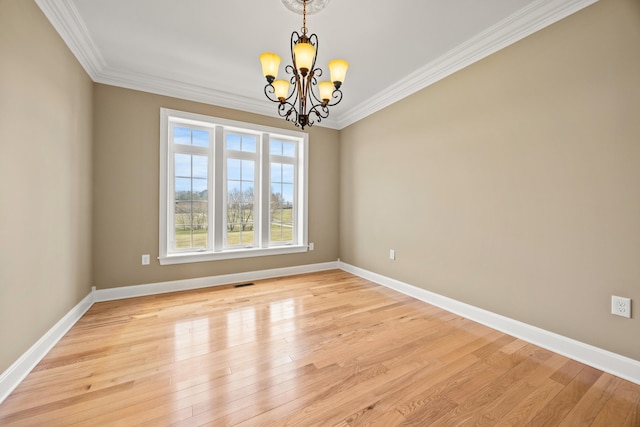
[158,245,309,265]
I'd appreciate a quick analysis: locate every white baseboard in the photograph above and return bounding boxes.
[94,261,340,302]
[339,261,640,385]
[0,291,95,404]
[4,259,636,407]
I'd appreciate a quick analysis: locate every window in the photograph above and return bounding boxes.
[159,109,308,265]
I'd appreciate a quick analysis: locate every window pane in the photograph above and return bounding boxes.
[174,126,210,147]
[192,177,207,199]
[174,199,191,249]
[243,186,254,204]
[270,140,282,156]
[270,156,295,244]
[175,177,191,197]
[242,136,256,153]
[174,126,191,145]
[192,200,208,247]
[226,133,241,151]
[242,160,254,180]
[192,129,209,147]
[173,150,209,251]
[282,183,294,205]
[270,224,283,242]
[226,160,255,247]
[271,139,295,157]
[241,229,255,245]
[282,164,294,183]
[271,191,282,222]
[282,142,296,157]
[175,153,191,177]
[192,155,208,179]
[175,201,191,217]
[283,221,293,240]
[227,180,241,195]
[228,133,257,153]
[226,229,241,246]
[227,158,241,180]
[271,163,282,182]
[226,182,242,245]
[192,201,208,217]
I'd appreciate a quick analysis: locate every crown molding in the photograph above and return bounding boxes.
[94,67,342,130]
[33,0,340,129]
[34,0,105,78]
[336,0,599,129]
[36,0,597,131]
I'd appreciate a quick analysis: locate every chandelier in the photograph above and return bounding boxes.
[259,0,348,130]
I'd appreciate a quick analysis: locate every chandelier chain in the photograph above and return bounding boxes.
[301,0,308,35]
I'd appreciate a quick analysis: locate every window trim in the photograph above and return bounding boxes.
[159,108,308,265]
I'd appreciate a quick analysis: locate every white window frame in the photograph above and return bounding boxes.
[159,108,308,265]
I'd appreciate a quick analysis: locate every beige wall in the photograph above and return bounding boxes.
[0,0,94,372]
[92,85,340,289]
[340,0,640,360]
[1,0,638,377]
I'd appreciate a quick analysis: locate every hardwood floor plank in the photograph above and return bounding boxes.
[591,379,640,427]
[526,365,603,425]
[428,345,553,426]
[0,270,638,426]
[490,352,568,426]
[557,373,622,426]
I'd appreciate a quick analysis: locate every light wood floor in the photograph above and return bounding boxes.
[1,270,639,426]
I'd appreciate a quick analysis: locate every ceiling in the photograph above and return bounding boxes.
[35,0,596,129]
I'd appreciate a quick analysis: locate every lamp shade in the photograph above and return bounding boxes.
[260,52,281,79]
[318,81,334,102]
[272,79,291,100]
[328,59,349,84]
[293,42,316,73]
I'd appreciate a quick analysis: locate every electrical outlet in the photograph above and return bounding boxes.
[141,254,150,265]
[611,295,631,318]
[308,242,314,251]
[389,249,396,260]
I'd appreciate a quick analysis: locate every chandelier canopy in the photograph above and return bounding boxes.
[260,0,348,129]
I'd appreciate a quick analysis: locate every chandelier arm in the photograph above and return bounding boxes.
[264,84,282,103]
[290,31,300,70]
[307,103,330,121]
[284,64,299,102]
[277,101,298,124]
[308,33,319,68]
[282,78,301,124]
[325,88,343,107]
[312,67,324,79]
[285,64,296,77]
[307,67,324,105]
[263,81,302,106]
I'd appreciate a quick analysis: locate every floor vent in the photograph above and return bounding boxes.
[234,283,255,288]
